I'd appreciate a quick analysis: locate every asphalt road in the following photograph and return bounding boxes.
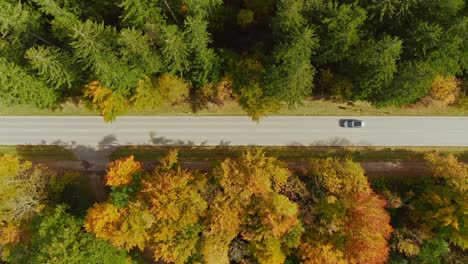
[0,116,467,146]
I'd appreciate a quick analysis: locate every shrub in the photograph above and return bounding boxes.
[157,73,190,103]
[197,77,233,105]
[237,9,254,28]
[420,75,461,106]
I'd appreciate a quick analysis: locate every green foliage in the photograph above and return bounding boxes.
[315,2,367,64]
[411,153,468,250]
[415,236,450,264]
[352,36,403,101]
[118,28,161,74]
[273,0,307,34]
[380,61,435,106]
[267,27,318,106]
[2,0,467,121]
[6,206,131,264]
[0,58,58,108]
[24,46,76,89]
[119,0,166,36]
[184,14,221,87]
[70,20,141,93]
[237,9,255,28]
[407,22,443,58]
[160,25,189,75]
[131,76,164,110]
[361,0,418,22]
[0,0,41,47]
[225,52,278,121]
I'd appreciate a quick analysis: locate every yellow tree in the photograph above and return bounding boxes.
[84,201,154,251]
[202,149,303,264]
[0,154,55,258]
[84,81,128,122]
[411,152,468,249]
[85,150,207,264]
[139,149,207,264]
[105,155,143,187]
[0,155,52,223]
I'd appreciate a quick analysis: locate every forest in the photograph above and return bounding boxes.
[0,149,466,263]
[1,0,467,121]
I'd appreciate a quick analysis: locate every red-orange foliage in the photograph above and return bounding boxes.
[345,192,393,264]
[105,155,143,187]
[0,223,22,245]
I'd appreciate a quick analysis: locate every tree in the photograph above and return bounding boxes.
[120,0,165,30]
[406,22,443,59]
[70,20,143,93]
[202,150,303,264]
[380,61,435,106]
[352,36,403,102]
[421,75,461,106]
[160,25,189,75]
[267,27,318,106]
[130,76,164,110]
[0,155,53,224]
[315,2,367,65]
[272,0,307,34]
[294,158,393,264]
[118,28,161,75]
[105,155,143,187]
[85,150,208,264]
[360,0,418,22]
[183,0,222,87]
[0,0,42,51]
[268,0,318,107]
[226,53,279,121]
[84,81,128,122]
[24,45,76,89]
[84,201,154,251]
[0,58,58,108]
[8,205,132,264]
[139,150,207,263]
[157,73,190,103]
[411,152,468,249]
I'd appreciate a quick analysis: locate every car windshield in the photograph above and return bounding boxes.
[354,121,362,126]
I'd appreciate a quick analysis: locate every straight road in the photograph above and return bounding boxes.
[0,116,467,146]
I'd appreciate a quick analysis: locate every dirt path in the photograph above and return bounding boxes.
[42,158,429,178]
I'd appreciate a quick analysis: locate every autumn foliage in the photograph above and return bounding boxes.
[410,152,468,250]
[105,155,143,187]
[296,158,393,264]
[84,81,128,122]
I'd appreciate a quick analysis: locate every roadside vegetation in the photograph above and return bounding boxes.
[1,149,466,263]
[0,145,76,161]
[112,146,468,162]
[1,0,467,121]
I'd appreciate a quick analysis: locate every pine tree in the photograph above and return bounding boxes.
[24,46,76,89]
[0,58,58,108]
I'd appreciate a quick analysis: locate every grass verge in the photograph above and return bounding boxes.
[0,145,77,161]
[111,146,468,163]
[2,99,468,116]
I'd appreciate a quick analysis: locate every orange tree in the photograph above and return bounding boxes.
[201,149,303,264]
[85,150,207,264]
[289,158,393,264]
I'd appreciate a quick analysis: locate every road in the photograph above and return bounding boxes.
[0,116,467,146]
